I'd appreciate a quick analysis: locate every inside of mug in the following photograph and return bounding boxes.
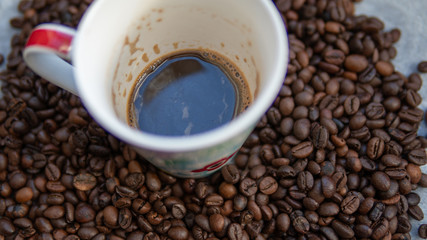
[111,0,267,125]
[75,0,286,148]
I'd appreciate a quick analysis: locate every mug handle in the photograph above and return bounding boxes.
[23,24,78,95]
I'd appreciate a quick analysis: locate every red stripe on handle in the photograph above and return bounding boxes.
[26,28,73,55]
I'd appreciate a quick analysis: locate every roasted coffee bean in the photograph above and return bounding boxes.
[15,187,33,203]
[145,172,161,192]
[0,218,15,236]
[45,163,61,181]
[221,164,240,184]
[408,205,424,221]
[369,202,385,222]
[331,220,354,238]
[408,148,427,165]
[324,49,345,65]
[43,206,65,219]
[168,226,189,240]
[228,223,243,240]
[205,194,224,206]
[398,108,423,123]
[171,203,186,219]
[371,217,389,239]
[418,61,427,72]
[292,141,314,158]
[321,176,336,198]
[396,215,411,234]
[419,224,427,239]
[311,124,328,149]
[318,202,339,217]
[345,54,368,72]
[73,173,97,191]
[371,171,391,191]
[239,178,257,197]
[340,195,360,215]
[209,213,224,232]
[75,203,95,223]
[259,176,278,195]
[366,137,384,159]
[293,216,310,234]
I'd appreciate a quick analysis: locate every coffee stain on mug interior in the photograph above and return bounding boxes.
[124,35,144,55]
[153,44,160,54]
[142,53,149,63]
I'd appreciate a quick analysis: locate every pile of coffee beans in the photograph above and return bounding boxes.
[1,0,427,239]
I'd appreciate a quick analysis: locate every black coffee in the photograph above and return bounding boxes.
[128,50,251,136]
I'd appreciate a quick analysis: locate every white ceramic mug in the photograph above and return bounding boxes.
[23,0,288,178]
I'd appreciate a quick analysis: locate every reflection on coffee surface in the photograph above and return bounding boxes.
[128,49,251,136]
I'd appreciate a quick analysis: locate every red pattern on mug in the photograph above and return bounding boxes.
[192,150,239,173]
[26,28,73,55]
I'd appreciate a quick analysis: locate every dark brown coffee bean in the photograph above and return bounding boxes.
[408,205,424,221]
[408,148,427,165]
[292,141,314,158]
[381,154,401,167]
[343,95,360,115]
[419,224,427,238]
[259,176,278,195]
[75,203,95,223]
[15,187,33,203]
[331,220,354,238]
[221,164,240,184]
[369,202,385,222]
[320,117,338,135]
[239,178,257,197]
[209,213,224,232]
[341,195,360,215]
[293,118,311,140]
[228,223,243,240]
[125,172,145,190]
[318,202,339,216]
[406,193,420,207]
[323,49,345,65]
[311,124,328,149]
[398,108,423,123]
[371,171,391,191]
[371,217,389,239]
[205,194,224,206]
[9,171,27,189]
[73,173,97,191]
[116,185,138,199]
[195,214,211,232]
[274,213,290,233]
[167,226,189,240]
[46,181,66,193]
[171,203,186,219]
[43,206,65,219]
[375,61,394,76]
[297,171,314,192]
[407,163,422,184]
[366,137,384,159]
[145,172,161,192]
[345,54,368,72]
[418,61,427,72]
[44,163,61,181]
[293,216,310,234]
[35,217,53,233]
[0,218,15,236]
[396,215,411,234]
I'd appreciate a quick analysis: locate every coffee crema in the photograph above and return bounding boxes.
[128,49,251,136]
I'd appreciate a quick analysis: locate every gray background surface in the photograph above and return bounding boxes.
[0,0,427,238]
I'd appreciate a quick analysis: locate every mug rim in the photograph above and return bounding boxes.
[74,0,289,152]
